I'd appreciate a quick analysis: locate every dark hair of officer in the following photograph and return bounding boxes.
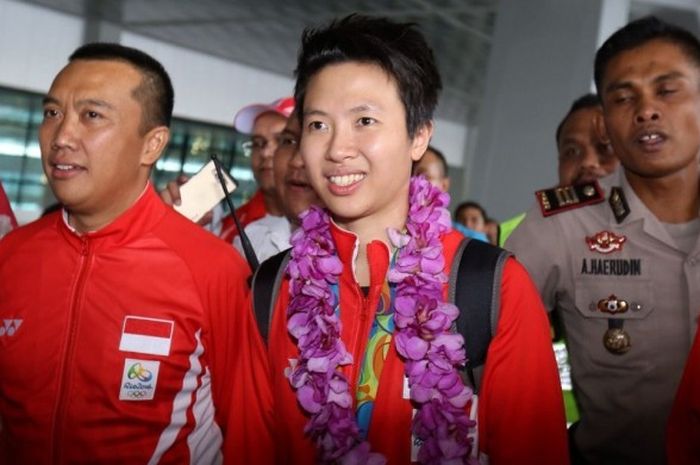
[555,93,601,143]
[594,16,700,96]
[70,42,174,132]
[293,14,442,138]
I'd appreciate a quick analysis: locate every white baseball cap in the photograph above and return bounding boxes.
[233,97,295,134]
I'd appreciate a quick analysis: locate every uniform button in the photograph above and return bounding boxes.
[631,302,643,312]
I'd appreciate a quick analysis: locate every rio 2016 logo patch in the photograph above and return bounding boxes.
[119,358,160,401]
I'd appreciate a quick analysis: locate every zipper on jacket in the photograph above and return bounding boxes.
[50,236,92,464]
[350,284,372,391]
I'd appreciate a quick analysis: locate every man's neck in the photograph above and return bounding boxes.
[625,168,699,223]
[262,190,283,216]
[67,182,149,234]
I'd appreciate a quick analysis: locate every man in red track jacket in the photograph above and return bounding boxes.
[0,43,272,465]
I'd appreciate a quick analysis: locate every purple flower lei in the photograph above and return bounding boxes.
[285,176,477,465]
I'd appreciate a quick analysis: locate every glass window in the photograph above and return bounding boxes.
[0,85,256,223]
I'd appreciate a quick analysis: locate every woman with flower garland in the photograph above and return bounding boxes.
[265,15,569,465]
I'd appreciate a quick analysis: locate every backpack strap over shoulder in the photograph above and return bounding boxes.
[251,248,291,343]
[448,238,511,393]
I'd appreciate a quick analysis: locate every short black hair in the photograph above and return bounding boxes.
[555,93,601,144]
[413,145,449,177]
[454,201,487,223]
[594,16,700,96]
[294,14,442,138]
[69,42,174,131]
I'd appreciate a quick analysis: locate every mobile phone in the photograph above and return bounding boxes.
[173,160,237,223]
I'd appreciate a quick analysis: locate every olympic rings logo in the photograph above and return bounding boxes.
[127,362,153,382]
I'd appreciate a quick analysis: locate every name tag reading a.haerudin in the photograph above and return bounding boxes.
[119,316,174,356]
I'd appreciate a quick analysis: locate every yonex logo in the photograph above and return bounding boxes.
[0,319,22,337]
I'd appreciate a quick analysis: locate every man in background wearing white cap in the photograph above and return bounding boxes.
[161,97,294,250]
[218,97,294,244]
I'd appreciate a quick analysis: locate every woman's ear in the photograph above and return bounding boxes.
[410,121,434,162]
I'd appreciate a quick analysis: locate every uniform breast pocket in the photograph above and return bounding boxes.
[571,278,655,371]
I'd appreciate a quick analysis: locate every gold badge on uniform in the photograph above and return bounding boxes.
[603,326,631,354]
[596,299,632,354]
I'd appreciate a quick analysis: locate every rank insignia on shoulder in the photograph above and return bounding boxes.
[586,230,626,254]
[608,187,630,224]
[535,181,604,217]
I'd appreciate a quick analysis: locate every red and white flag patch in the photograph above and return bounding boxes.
[119,316,174,356]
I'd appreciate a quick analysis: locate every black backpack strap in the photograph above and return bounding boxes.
[448,238,511,394]
[251,248,291,343]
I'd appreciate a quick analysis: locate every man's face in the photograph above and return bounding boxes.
[414,148,450,192]
[300,62,430,227]
[557,106,618,185]
[39,59,164,226]
[273,117,321,223]
[601,39,700,181]
[457,207,485,233]
[250,111,287,195]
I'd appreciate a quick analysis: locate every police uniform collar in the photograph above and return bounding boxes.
[610,171,646,225]
[610,170,688,251]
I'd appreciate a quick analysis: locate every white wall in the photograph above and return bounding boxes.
[0,0,83,93]
[467,0,618,220]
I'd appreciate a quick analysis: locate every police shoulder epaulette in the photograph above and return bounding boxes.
[535,181,604,217]
[608,186,630,223]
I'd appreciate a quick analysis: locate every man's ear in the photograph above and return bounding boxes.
[141,126,170,166]
[410,121,434,162]
[593,109,611,145]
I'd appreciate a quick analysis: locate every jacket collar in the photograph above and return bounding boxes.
[329,220,391,288]
[606,169,699,252]
[58,183,167,252]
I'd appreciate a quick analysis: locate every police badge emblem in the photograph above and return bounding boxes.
[586,231,626,254]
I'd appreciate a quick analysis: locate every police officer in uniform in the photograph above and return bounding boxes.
[507,16,700,465]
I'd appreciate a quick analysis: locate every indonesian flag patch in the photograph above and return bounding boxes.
[119,316,174,356]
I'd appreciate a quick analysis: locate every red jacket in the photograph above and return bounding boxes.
[219,189,267,243]
[667,321,700,465]
[0,186,273,465]
[267,224,569,465]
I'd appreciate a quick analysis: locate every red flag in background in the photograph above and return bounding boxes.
[0,181,17,236]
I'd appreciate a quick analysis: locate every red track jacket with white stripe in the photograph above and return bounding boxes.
[0,186,274,465]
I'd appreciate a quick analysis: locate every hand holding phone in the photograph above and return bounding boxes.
[173,160,237,223]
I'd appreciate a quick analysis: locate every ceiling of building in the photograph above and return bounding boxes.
[17,0,499,125]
